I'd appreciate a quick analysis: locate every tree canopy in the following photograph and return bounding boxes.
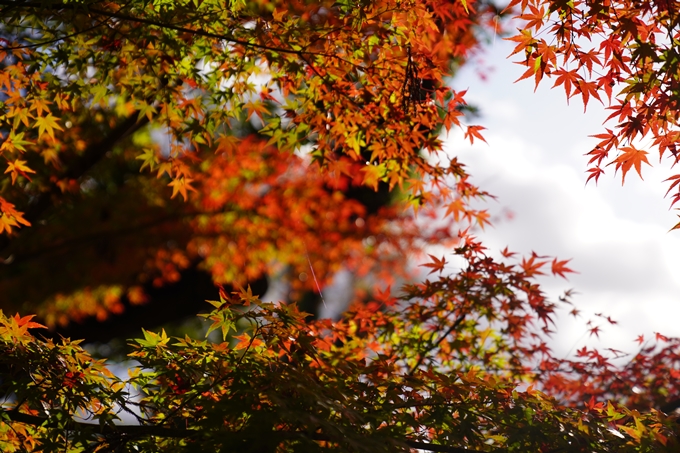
[0,0,494,337]
[1,0,680,452]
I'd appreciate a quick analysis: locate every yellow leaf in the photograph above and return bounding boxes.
[346,132,366,157]
[11,107,33,129]
[360,163,386,191]
[136,148,159,172]
[34,113,63,139]
[5,159,36,184]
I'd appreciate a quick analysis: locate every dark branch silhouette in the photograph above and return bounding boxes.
[1,408,506,453]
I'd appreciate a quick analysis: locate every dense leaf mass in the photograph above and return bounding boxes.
[1,0,680,452]
[0,0,494,324]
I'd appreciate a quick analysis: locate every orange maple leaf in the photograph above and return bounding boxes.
[5,159,36,184]
[12,313,47,330]
[551,258,575,279]
[520,253,547,277]
[608,146,650,184]
[0,197,30,234]
[215,134,240,156]
[168,177,197,201]
[233,333,264,350]
[464,125,487,145]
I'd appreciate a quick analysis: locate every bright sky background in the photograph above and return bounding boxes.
[443,39,680,356]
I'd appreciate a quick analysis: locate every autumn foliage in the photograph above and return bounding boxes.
[507,0,680,217]
[0,0,494,327]
[1,0,680,452]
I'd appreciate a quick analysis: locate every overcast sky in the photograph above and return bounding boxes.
[442,40,680,356]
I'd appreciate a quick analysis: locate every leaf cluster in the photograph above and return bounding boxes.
[507,0,680,227]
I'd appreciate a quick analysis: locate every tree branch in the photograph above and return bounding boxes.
[0,1,348,61]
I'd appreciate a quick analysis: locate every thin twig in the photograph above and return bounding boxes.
[408,312,466,376]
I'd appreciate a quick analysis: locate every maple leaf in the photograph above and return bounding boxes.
[500,247,516,258]
[136,148,159,172]
[360,163,386,191]
[608,146,651,184]
[244,100,270,122]
[578,48,602,76]
[505,28,536,56]
[421,254,447,275]
[550,258,575,279]
[0,197,30,234]
[259,87,279,104]
[33,113,63,139]
[0,131,33,153]
[215,134,240,156]
[233,332,264,350]
[136,102,157,121]
[655,332,670,342]
[585,395,603,411]
[156,161,173,179]
[464,125,487,145]
[588,325,601,339]
[5,159,36,184]
[373,285,395,306]
[272,7,287,22]
[168,177,197,201]
[520,253,547,277]
[576,79,602,111]
[663,174,680,207]
[585,166,605,185]
[29,97,51,117]
[474,210,491,229]
[12,313,47,330]
[346,132,367,156]
[518,5,546,29]
[552,68,581,99]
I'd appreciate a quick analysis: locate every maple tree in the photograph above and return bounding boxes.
[0,0,496,339]
[1,0,680,452]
